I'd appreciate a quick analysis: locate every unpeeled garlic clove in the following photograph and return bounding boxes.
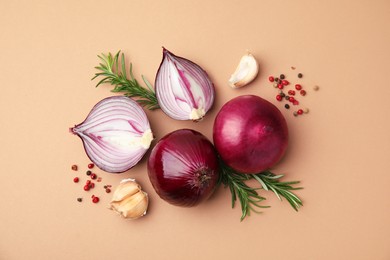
[109,178,149,219]
[228,52,259,88]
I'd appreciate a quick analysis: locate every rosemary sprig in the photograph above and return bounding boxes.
[219,163,269,221]
[252,171,303,211]
[92,51,159,110]
[219,160,303,221]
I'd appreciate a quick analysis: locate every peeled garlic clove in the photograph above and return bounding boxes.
[109,178,149,219]
[228,53,259,88]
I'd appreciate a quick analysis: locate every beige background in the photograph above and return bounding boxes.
[1,0,389,259]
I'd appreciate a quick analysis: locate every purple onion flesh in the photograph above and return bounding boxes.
[155,48,215,121]
[70,96,153,173]
[147,129,220,207]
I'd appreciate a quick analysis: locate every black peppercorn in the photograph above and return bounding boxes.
[298,73,303,78]
[285,95,290,100]
[280,74,285,79]
[285,104,290,109]
[86,170,92,176]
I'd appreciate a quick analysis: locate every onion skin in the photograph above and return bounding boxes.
[213,95,288,174]
[147,129,219,207]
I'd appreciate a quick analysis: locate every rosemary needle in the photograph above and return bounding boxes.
[92,51,159,110]
[219,160,303,221]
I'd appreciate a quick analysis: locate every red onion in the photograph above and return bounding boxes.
[70,96,153,173]
[213,95,288,174]
[155,48,215,121]
[147,129,219,207]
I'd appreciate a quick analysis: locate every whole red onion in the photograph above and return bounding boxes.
[147,129,219,207]
[213,95,288,174]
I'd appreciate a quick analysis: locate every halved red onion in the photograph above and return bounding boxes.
[155,48,215,121]
[147,129,219,207]
[70,96,153,173]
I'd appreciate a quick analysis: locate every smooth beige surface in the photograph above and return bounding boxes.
[1,1,390,259]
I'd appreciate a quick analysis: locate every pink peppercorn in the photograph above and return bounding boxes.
[300,90,306,96]
[295,84,302,90]
[288,90,295,96]
[268,76,274,82]
[92,196,99,203]
[276,95,283,101]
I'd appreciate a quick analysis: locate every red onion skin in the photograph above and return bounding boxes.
[213,95,288,174]
[147,129,219,207]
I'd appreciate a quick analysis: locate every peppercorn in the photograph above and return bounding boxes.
[295,84,302,90]
[288,90,295,96]
[268,76,275,82]
[84,185,90,191]
[313,85,319,91]
[300,90,306,96]
[275,77,279,82]
[293,100,299,105]
[87,163,94,169]
[293,112,298,117]
[277,84,284,89]
[276,95,283,101]
[285,104,290,109]
[73,177,79,183]
[281,80,289,86]
[105,188,111,193]
[298,73,303,78]
[86,170,91,176]
[280,74,285,79]
[90,173,97,180]
[77,198,83,202]
[297,109,304,115]
[71,165,78,171]
[289,97,295,102]
[285,95,290,100]
[92,196,99,203]
[279,92,286,97]
[303,108,309,113]
[273,83,278,88]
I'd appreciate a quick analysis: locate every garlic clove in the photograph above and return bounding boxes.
[110,178,141,202]
[111,191,148,219]
[109,178,149,219]
[228,53,259,88]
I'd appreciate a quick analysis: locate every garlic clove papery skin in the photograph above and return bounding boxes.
[228,53,259,88]
[155,48,215,121]
[109,178,149,219]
